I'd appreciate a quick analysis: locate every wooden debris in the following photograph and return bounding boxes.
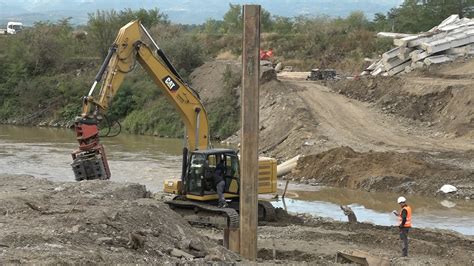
[336,250,390,266]
[340,205,357,223]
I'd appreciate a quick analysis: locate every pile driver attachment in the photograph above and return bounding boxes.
[71,119,111,181]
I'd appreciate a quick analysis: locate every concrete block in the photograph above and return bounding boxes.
[424,55,453,66]
[411,61,425,69]
[437,14,459,29]
[383,56,410,71]
[365,60,380,71]
[411,50,430,62]
[446,44,471,55]
[398,47,414,60]
[394,35,420,47]
[382,47,402,61]
[371,66,384,76]
[407,36,432,47]
[387,61,411,76]
[424,33,472,54]
[439,21,474,32]
[377,32,413,39]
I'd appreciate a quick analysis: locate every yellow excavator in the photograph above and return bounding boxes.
[71,21,277,228]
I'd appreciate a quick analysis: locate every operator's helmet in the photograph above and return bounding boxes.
[397,196,407,204]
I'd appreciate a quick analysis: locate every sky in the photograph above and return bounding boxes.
[0,0,405,25]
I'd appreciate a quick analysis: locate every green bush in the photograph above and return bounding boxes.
[122,98,182,137]
[208,65,241,139]
[60,103,82,120]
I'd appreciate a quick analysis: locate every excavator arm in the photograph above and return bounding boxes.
[71,20,209,181]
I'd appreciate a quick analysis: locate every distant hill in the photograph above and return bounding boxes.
[0,0,403,26]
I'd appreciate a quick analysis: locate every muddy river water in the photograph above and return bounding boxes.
[1,125,473,235]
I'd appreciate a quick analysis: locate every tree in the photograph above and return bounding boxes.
[373,13,391,32]
[272,16,294,34]
[386,0,474,33]
[203,5,273,34]
[222,4,242,34]
[345,11,370,31]
[202,19,223,34]
[87,8,169,58]
[261,8,273,32]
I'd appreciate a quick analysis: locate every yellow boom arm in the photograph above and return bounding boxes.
[81,20,209,151]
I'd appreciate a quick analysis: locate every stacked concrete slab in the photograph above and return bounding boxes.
[363,15,474,76]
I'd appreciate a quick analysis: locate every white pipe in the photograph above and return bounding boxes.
[278,155,300,168]
[277,161,297,177]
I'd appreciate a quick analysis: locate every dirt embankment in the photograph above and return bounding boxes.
[195,60,321,160]
[331,59,474,138]
[189,60,242,104]
[224,79,321,160]
[289,147,474,198]
[0,175,239,264]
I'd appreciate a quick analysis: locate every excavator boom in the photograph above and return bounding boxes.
[71,21,209,181]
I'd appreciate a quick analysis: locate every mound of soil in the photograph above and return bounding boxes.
[291,147,474,197]
[332,59,474,137]
[189,60,241,104]
[224,79,320,160]
[0,175,239,264]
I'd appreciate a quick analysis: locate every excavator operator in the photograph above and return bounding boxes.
[214,156,227,208]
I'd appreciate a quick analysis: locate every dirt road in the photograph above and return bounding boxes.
[287,79,472,153]
[276,73,473,197]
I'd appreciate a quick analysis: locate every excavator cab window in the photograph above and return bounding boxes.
[186,153,205,195]
[185,152,240,196]
[226,155,240,194]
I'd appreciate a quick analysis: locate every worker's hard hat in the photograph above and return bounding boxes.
[397,196,407,204]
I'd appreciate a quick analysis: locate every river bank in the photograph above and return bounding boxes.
[287,146,474,199]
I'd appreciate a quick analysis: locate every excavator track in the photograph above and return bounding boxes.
[258,200,276,222]
[165,199,239,229]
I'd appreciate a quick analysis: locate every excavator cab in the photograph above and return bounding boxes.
[185,149,240,200]
[165,148,278,227]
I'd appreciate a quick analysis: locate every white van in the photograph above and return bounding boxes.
[7,22,23,34]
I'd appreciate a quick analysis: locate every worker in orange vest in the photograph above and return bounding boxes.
[393,196,412,257]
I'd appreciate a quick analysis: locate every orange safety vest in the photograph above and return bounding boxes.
[398,205,412,227]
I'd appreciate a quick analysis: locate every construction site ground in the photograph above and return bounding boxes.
[199,212,474,265]
[1,58,473,264]
[1,175,473,265]
[0,175,240,264]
